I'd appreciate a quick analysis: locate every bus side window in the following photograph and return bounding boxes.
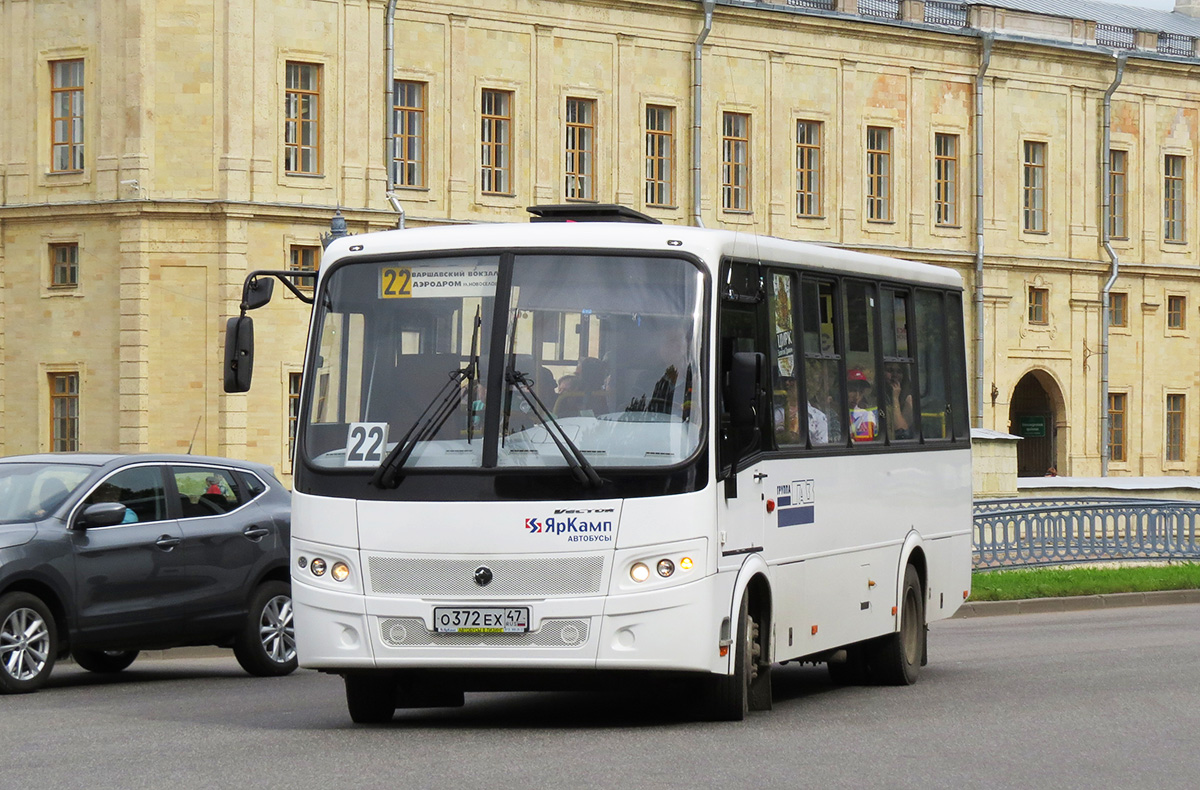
[881,289,918,442]
[719,261,768,469]
[769,271,802,448]
[801,278,844,446]
[843,280,881,444]
[916,289,949,440]
[946,291,970,439]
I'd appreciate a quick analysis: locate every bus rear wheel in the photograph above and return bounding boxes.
[868,564,924,686]
[345,673,398,724]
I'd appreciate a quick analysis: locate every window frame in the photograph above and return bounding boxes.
[1028,286,1049,325]
[1167,294,1186,330]
[49,242,79,288]
[1022,141,1047,233]
[866,126,892,222]
[721,111,751,212]
[1164,154,1186,243]
[284,62,322,175]
[480,89,513,195]
[289,244,320,292]
[564,97,596,201]
[934,132,958,227]
[645,105,675,208]
[1166,392,1185,463]
[1108,391,1127,463]
[1109,291,1128,329]
[392,79,426,189]
[50,59,85,174]
[1109,149,1127,240]
[49,372,80,452]
[796,120,822,218]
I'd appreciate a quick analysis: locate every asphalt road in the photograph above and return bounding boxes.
[3,603,1198,790]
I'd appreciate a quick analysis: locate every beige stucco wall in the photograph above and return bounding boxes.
[3,0,1200,485]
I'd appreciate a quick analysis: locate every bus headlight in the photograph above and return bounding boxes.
[630,562,650,583]
[331,562,350,582]
[310,558,327,577]
[656,559,675,578]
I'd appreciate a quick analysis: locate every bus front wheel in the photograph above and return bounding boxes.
[704,595,770,721]
[345,673,398,724]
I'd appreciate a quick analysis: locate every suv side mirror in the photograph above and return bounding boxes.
[224,316,255,393]
[76,502,128,529]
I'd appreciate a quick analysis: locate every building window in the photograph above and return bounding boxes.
[1108,392,1126,463]
[288,372,302,464]
[565,98,595,201]
[49,373,79,452]
[1167,295,1186,330]
[1164,154,1186,243]
[1109,292,1127,328]
[796,120,822,218]
[1166,393,1185,462]
[645,105,674,207]
[1109,149,1127,239]
[51,59,85,172]
[50,243,79,288]
[284,62,321,175]
[1023,141,1046,232]
[934,133,958,226]
[1028,286,1048,325]
[721,112,750,211]
[866,126,891,221]
[290,244,319,290]
[392,80,425,188]
[481,89,512,195]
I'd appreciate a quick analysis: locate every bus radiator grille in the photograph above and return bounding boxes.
[366,556,605,596]
[379,617,590,648]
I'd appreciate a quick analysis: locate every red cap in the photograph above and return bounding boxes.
[848,368,870,383]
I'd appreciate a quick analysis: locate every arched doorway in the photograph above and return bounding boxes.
[1008,371,1064,477]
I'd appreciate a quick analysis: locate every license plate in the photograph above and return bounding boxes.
[433,607,529,634]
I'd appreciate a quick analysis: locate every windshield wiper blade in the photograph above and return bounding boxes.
[372,368,467,489]
[506,368,603,489]
[465,306,483,445]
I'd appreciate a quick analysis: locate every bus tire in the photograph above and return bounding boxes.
[869,564,924,686]
[826,645,868,685]
[345,673,398,724]
[705,594,770,720]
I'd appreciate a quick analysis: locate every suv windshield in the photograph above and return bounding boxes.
[301,253,705,473]
[0,463,93,523]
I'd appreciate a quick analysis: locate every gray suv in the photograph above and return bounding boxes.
[0,453,294,693]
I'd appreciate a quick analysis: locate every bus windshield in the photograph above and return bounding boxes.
[301,252,705,473]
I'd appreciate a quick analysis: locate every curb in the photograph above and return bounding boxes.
[952,588,1200,618]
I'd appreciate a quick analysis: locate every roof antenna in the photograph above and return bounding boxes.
[186,415,203,455]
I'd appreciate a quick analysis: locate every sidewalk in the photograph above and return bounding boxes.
[953,588,1200,617]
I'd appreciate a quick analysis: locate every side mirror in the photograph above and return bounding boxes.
[224,316,255,393]
[76,502,127,529]
[242,276,275,311]
[729,351,765,428]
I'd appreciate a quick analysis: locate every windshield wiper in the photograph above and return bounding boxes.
[465,306,482,444]
[372,367,469,489]
[506,366,603,489]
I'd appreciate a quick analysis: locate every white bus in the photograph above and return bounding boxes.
[225,204,972,722]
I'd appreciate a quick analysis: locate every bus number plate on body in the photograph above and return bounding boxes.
[433,607,529,634]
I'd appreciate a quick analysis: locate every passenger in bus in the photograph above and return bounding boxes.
[883,362,915,440]
[626,322,692,417]
[847,368,879,442]
[804,358,838,445]
[554,357,608,417]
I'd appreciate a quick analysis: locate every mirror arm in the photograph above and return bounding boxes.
[241,269,315,309]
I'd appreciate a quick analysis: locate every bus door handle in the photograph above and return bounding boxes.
[752,473,768,481]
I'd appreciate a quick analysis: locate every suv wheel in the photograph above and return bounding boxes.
[0,592,58,694]
[72,649,139,674]
[233,581,297,677]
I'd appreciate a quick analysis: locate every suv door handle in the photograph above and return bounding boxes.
[242,526,270,541]
[155,535,182,550]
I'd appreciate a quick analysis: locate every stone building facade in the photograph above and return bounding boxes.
[2,0,1200,483]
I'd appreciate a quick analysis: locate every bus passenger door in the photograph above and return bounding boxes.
[716,267,768,567]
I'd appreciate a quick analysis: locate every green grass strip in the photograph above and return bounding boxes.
[969,562,1200,601]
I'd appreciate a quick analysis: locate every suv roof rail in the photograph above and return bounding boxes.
[526,204,662,224]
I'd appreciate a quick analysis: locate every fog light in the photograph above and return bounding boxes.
[310,558,327,577]
[297,556,308,569]
[331,562,350,582]
[679,557,694,572]
[657,559,675,578]
[630,562,650,583]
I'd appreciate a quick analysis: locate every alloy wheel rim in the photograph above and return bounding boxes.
[1,607,51,682]
[258,595,296,664]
